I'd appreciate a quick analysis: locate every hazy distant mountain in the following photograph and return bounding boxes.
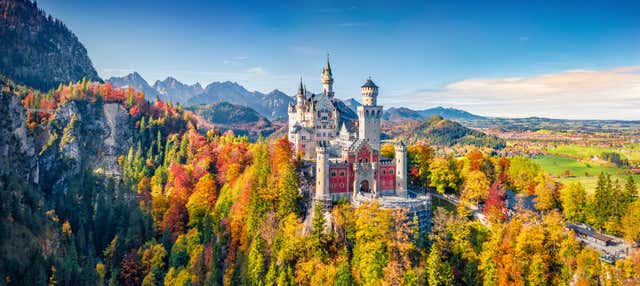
[188,102,279,140]
[0,0,100,91]
[188,102,270,126]
[383,107,424,122]
[416,107,485,120]
[335,99,358,121]
[380,106,486,122]
[107,72,158,100]
[187,81,293,119]
[384,115,505,149]
[153,77,203,104]
[343,98,362,113]
[108,73,293,119]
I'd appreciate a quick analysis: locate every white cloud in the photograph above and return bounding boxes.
[403,66,640,120]
[246,67,267,76]
[223,56,249,66]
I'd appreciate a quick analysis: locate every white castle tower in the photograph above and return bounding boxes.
[321,55,334,99]
[315,143,330,199]
[357,78,382,151]
[395,140,408,197]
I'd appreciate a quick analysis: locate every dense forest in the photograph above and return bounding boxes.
[1,76,639,285]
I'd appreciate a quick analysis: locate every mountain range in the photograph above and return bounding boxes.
[107,73,293,119]
[187,81,291,119]
[106,72,489,123]
[344,98,487,122]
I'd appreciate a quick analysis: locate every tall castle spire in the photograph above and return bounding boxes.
[322,53,334,99]
[297,77,304,95]
[296,77,305,110]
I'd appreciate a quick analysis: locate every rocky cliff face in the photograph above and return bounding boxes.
[38,100,133,193]
[0,0,100,91]
[0,85,36,183]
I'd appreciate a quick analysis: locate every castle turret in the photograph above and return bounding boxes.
[361,78,378,106]
[394,140,407,197]
[296,77,305,109]
[321,55,334,99]
[357,78,382,151]
[315,143,330,200]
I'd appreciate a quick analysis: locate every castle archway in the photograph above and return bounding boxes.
[359,180,370,193]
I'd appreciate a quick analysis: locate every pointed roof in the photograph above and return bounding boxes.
[297,77,304,96]
[361,77,377,88]
[323,54,333,76]
[340,122,348,133]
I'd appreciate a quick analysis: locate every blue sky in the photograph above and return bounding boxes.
[39,0,640,119]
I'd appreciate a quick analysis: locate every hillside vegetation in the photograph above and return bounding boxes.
[385,115,505,149]
[0,0,100,91]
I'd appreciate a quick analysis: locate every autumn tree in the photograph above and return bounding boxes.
[507,156,541,195]
[534,174,560,212]
[186,174,217,228]
[380,143,395,159]
[622,200,640,243]
[429,158,460,194]
[484,181,507,224]
[352,202,392,285]
[560,182,587,222]
[460,170,490,205]
[407,144,433,188]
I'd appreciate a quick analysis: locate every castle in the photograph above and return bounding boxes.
[288,58,418,205]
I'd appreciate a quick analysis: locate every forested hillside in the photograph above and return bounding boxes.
[0,0,100,91]
[384,115,506,149]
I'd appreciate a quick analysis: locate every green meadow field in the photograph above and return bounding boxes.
[532,154,639,192]
[547,143,640,162]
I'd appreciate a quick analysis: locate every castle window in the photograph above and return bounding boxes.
[340,171,345,177]
[340,183,344,188]
[331,171,336,177]
[332,183,335,188]
[382,170,386,175]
